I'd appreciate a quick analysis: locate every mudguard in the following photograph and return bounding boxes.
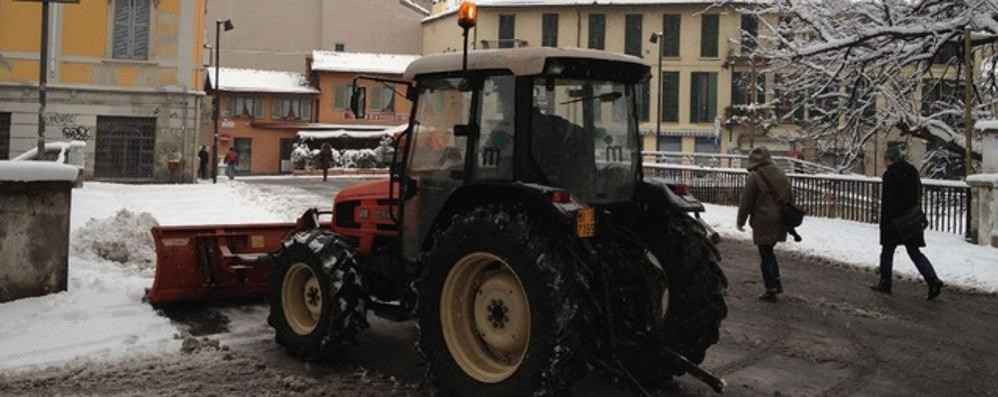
[637,177,705,213]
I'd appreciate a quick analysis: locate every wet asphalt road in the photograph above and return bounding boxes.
[3,176,997,396]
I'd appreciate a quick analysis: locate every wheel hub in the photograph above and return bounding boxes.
[282,263,322,335]
[440,253,531,384]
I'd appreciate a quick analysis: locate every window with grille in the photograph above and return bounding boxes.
[700,14,719,58]
[272,98,313,120]
[690,72,717,123]
[0,113,10,160]
[588,14,606,50]
[499,15,516,49]
[94,116,156,179]
[625,14,643,57]
[542,14,559,47]
[112,0,151,60]
[224,97,262,118]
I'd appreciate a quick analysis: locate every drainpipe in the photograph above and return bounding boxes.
[576,7,582,47]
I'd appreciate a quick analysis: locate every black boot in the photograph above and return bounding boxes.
[869,284,892,295]
[757,291,778,302]
[927,280,943,300]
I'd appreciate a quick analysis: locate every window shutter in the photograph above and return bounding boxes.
[223,97,234,117]
[334,86,346,109]
[131,0,151,60]
[707,73,717,122]
[625,14,642,57]
[691,73,701,122]
[301,101,313,121]
[700,15,719,58]
[112,0,131,59]
[499,15,515,48]
[662,72,678,122]
[542,14,559,47]
[254,98,263,118]
[662,15,680,57]
[588,14,605,50]
[272,99,282,119]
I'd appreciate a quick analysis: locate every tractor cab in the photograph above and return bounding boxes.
[350,48,653,261]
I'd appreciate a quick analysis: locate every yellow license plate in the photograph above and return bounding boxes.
[576,208,595,238]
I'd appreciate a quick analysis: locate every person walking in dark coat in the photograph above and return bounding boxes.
[318,143,334,182]
[197,146,209,180]
[870,148,943,299]
[737,146,792,302]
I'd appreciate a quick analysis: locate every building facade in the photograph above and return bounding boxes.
[0,0,206,182]
[206,67,319,175]
[204,0,431,72]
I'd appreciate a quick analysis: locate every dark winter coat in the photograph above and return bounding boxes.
[318,145,334,169]
[880,159,925,247]
[737,147,792,246]
[198,148,209,166]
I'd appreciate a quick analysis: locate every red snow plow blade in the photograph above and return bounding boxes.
[145,222,299,306]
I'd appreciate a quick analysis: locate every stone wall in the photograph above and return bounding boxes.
[968,175,998,248]
[0,180,72,302]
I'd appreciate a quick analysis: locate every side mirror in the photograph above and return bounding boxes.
[350,86,366,119]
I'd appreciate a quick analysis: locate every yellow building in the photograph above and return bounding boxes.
[0,0,206,182]
[422,0,788,156]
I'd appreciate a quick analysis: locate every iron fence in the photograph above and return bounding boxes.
[643,163,971,236]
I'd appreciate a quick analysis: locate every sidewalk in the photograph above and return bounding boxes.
[700,204,998,293]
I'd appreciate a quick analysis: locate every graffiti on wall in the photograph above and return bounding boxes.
[43,113,92,141]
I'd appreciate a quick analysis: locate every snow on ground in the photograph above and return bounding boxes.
[0,180,299,373]
[2,178,995,373]
[700,203,998,293]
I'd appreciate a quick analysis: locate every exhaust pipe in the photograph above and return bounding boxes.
[695,213,721,244]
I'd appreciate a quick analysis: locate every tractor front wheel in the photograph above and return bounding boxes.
[267,230,368,360]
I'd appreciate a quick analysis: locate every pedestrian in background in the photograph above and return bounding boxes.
[870,148,943,300]
[318,143,334,182]
[197,146,209,180]
[737,146,792,302]
[224,147,239,180]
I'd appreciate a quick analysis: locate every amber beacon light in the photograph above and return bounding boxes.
[458,2,478,29]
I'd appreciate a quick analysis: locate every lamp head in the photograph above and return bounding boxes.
[222,19,234,31]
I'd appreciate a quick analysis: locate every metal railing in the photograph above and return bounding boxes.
[643,163,971,236]
[643,151,840,175]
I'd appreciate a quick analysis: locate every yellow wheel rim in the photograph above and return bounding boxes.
[440,252,530,384]
[282,263,322,335]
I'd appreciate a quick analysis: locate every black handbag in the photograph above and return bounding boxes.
[756,171,806,228]
[892,207,929,241]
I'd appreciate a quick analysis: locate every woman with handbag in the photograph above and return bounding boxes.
[737,146,795,302]
[871,148,943,300]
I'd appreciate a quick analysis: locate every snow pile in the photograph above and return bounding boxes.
[71,209,159,274]
[700,203,998,293]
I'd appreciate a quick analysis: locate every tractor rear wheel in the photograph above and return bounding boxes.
[417,206,588,396]
[628,212,728,382]
[267,230,368,360]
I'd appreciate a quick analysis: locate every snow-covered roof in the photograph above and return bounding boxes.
[424,0,762,22]
[298,124,407,140]
[0,161,80,182]
[206,67,319,94]
[310,51,419,75]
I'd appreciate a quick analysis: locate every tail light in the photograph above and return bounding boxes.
[670,184,689,195]
[549,190,571,203]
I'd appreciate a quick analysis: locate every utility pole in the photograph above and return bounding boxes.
[964,28,975,175]
[36,1,51,159]
[748,55,758,150]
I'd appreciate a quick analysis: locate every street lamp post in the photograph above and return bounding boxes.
[212,19,234,184]
[649,32,664,139]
